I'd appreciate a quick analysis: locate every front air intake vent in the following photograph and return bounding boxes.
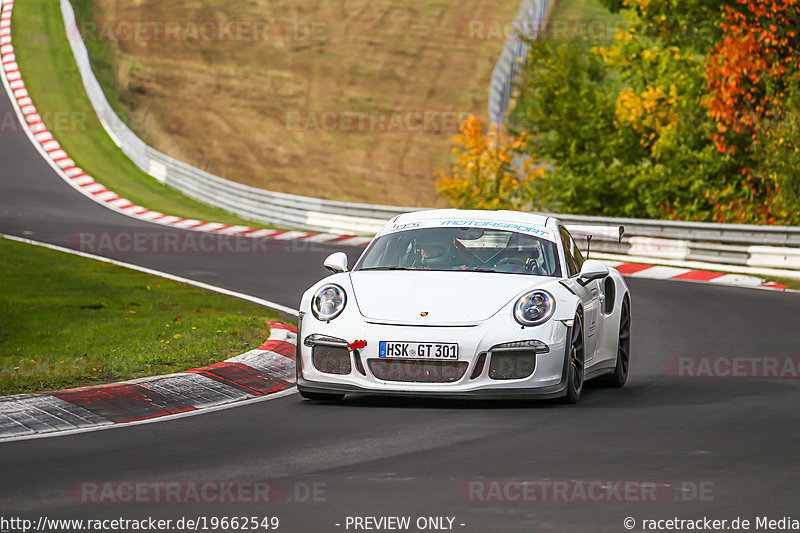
[488,351,536,380]
[368,359,468,383]
[312,345,352,375]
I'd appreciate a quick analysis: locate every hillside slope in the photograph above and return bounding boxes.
[80,0,521,205]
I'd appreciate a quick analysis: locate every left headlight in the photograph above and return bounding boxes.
[513,290,555,327]
[311,284,347,321]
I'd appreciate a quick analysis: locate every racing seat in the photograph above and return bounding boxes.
[494,238,546,275]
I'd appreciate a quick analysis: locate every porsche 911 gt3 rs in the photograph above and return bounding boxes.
[296,209,630,403]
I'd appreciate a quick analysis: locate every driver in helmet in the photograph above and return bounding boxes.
[413,229,467,270]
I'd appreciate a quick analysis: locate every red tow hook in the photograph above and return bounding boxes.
[346,340,367,352]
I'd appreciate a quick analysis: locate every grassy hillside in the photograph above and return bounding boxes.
[69,0,521,206]
[11,0,278,228]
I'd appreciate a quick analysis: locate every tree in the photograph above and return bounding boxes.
[435,116,542,210]
[705,0,800,223]
[444,0,800,224]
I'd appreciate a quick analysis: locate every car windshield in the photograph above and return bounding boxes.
[355,227,562,277]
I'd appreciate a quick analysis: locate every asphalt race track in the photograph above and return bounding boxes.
[2,78,800,533]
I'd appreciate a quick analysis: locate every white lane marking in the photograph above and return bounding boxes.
[0,387,298,443]
[1,233,299,317]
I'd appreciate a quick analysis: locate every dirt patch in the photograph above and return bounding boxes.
[83,0,520,206]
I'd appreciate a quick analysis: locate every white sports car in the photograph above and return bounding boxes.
[296,209,630,403]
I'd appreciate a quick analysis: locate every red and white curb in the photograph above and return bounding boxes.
[0,0,370,247]
[0,322,298,440]
[603,261,788,290]
[0,260,790,441]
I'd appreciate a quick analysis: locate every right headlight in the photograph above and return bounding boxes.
[513,290,555,327]
[311,284,347,321]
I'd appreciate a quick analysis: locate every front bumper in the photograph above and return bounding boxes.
[296,376,569,400]
[296,313,571,399]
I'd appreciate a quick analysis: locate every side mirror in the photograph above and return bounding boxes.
[578,259,609,282]
[323,252,348,273]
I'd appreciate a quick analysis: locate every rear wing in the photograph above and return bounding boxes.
[564,224,625,243]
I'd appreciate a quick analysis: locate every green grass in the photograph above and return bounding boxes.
[549,0,618,23]
[0,238,292,396]
[10,0,275,229]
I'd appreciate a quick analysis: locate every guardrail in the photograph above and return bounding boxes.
[60,0,800,273]
[487,0,552,125]
[561,214,800,271]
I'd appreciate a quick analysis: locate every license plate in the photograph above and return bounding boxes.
[378,341,459,360]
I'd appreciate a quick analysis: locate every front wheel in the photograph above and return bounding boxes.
[563,313,584,404]
[299,390,345,402]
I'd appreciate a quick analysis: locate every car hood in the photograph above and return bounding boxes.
[349,271,550,325]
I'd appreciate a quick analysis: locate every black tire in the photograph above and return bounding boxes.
[563,313,585,404]
[299,390,345,402]
[600,297,630,388]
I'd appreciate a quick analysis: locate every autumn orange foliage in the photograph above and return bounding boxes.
[706,0,800,151]
[703,0,800,223]
[436,117,543,210]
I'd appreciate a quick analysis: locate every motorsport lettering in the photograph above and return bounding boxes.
[440,220,552,238]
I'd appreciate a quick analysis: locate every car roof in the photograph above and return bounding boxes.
[392,209,555,228]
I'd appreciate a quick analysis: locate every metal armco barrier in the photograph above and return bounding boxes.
[487,0,551,126]
[60,0,800,271]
